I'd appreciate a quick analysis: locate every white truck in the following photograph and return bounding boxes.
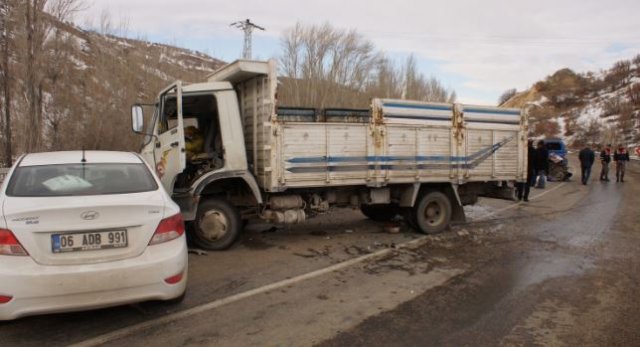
[131,59,527,250]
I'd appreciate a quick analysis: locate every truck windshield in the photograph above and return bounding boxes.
[6,163,158,197]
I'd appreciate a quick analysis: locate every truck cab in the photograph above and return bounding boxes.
[131,63,267,250]
[134,81,246,191]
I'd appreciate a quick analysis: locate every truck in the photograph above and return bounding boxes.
[131,59,528,250]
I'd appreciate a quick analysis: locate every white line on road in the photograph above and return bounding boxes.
[71,183,568,347]
[70,236,431,347]
[474,182,567,221]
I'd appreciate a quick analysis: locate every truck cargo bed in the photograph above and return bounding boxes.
[208,60,527,193]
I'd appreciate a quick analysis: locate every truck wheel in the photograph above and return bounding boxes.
[192,198,241,251]
[360,204,399,222]
[414,191,452,234]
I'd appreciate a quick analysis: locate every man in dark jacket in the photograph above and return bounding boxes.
[579,144,595,185]
[534,140,549,188]
[600,144,612,181]
[517,140,536,201]
[613,145,630,182]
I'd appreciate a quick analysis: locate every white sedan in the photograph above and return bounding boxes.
[0,151,188,320]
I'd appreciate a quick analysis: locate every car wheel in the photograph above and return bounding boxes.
[191,198,241,250]
[360,204,399,222]
[414,191,452,234]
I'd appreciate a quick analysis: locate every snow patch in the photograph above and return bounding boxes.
[464,203,496,221]
[68,55,88,70]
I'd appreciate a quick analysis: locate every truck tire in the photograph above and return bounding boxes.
[360,204,399,222]
[414,191,452,234]
[191,198,241,251]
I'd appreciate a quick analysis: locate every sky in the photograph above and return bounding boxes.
[77,0,640,105]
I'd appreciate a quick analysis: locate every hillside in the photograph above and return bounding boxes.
[0,10,224,163]
[502,56,640,148]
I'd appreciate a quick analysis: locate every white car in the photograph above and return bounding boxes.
[0,151,188,320]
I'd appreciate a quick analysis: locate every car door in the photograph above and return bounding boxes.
[153,82,186,193]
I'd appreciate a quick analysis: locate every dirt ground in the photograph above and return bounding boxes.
[1,159,639,347]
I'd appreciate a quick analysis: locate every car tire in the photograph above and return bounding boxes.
[191,198,241,251]
[414,191,452,234]
[360,204,399,222]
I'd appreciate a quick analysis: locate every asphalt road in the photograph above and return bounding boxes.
[1,159,639,346]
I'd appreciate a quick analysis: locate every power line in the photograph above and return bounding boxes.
[230,19,265,59]
[361,30,640,47]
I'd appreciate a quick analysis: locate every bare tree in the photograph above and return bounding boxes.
[400,55,452,102]
[23,0,44,152]
[579,119,603,146]
[21,0,83,153]
[41,0,84,150]
[0,1,16,166]
[369,56,403,99]
[278,23,454,109]
[498,88,517,106]
[279,23,380,108]
[632,54,640,73]
[609,60,632,89]
[628,83,640,106]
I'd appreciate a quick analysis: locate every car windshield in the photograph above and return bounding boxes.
[6,163,158,197]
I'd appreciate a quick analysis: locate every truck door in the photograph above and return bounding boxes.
[154,82,186,193]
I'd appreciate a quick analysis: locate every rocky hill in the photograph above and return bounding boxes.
[502,56,640,148]
[1,12,224,160]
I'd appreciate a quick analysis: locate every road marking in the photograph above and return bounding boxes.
[70,236,430,347]
[72,183,567,346]
[475,182,567,221]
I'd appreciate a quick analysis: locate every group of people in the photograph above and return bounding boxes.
[579,144,631,184]
[517,140,633,201]
[516,140,550,202]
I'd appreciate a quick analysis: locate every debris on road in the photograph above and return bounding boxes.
[188,248,209,256]
[260,226,279,234]
[385,224,401,234]
[457,229,470,237]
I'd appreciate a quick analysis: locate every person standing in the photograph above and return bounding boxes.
[517,140,536,201]
[600,144,612,182]
[534,140,549,188]
[613,145,630,182]
[579,144,595,185]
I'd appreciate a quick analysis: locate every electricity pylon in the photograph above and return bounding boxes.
[230,19,265,59]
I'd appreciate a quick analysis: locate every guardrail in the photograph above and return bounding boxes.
[0,168,8,184]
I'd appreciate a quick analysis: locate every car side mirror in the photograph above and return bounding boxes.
[131,105,144,133]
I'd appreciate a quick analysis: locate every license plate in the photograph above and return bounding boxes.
[52,230,128,253]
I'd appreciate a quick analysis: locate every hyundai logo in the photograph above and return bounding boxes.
[80,211,100,220]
